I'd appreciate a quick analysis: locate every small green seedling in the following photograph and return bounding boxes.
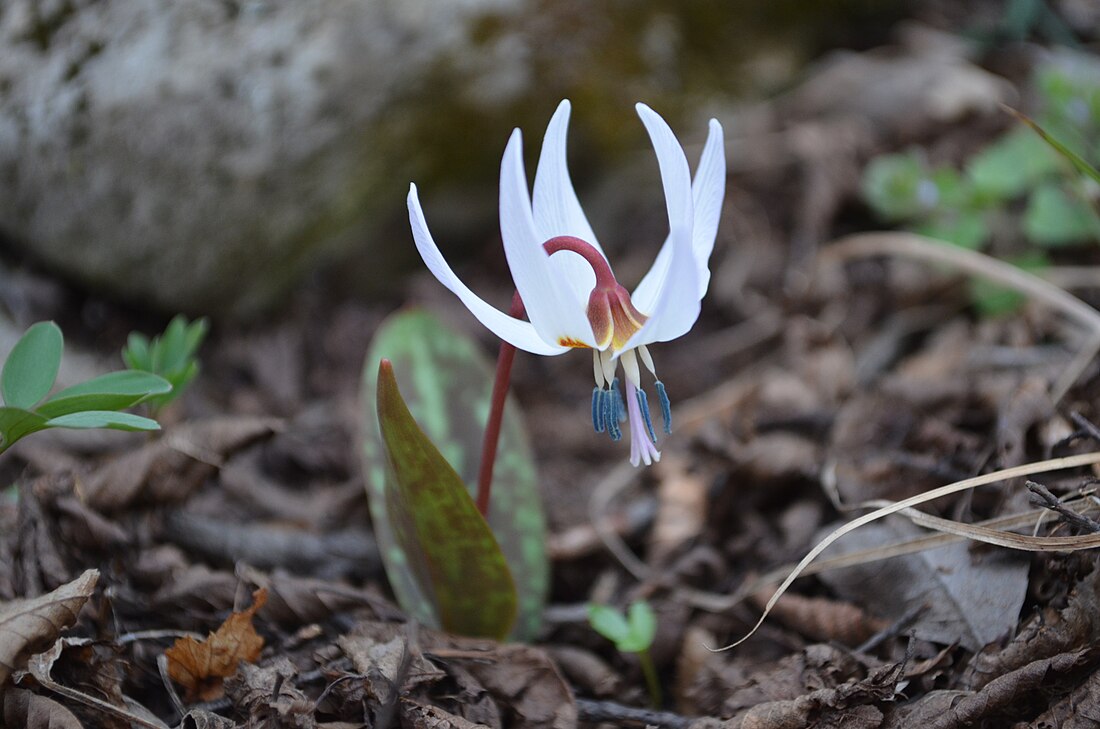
[122,315,208,414]
[0,321,171,453]
[588,601,661,707]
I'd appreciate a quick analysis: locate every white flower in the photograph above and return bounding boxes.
[408,100,725,466]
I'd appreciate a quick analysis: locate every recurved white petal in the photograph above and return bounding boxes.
[533,101,605,304]
[618,104,701,348]
[500,130,599,349]
[619,224,700,352]
[690,118,726,298]
[632,116,725,313]
[408,184,567,356]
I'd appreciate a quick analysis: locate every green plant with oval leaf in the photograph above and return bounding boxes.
[0,321,171,453]
[361,309,548,641]
[588,601,661,707]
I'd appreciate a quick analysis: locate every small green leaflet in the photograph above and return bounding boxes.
[2,321,62,409]
[0,321,171,452]
[588,601,657,653]
[375,359,516,640]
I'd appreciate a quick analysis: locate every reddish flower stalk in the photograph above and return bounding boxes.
[476,291,525,517]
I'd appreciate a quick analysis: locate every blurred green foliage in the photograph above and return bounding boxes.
[122,315,208,414]
[861,58,1100,314]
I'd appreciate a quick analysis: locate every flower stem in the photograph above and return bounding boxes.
[638,649,662,708]
[475,291,525,518]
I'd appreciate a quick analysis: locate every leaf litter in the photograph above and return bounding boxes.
[3,11,1100,727]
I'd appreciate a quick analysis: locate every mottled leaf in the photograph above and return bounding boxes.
[361,309,547,640]
[2,322,62,409]
[375,359,516,639]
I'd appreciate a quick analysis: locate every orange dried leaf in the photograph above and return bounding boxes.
[166,588,267,701]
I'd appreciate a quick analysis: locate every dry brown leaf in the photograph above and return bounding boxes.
[25,638,168,729]
[1,687,84,729]
[0,568,98,686]
[165,587,268,701]
[748,589,889,647]
[224,658,314,728]
[730,657,903,729]
[649,455,707,567]
[82,416,279,512]
[965,567,1100,690]
[818,518,1029,651]
[179,709,236,729]
[924,648,1100,729]
[401,700,490,729]
[1027,665,1100,728]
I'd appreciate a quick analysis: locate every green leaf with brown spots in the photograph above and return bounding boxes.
[361,309,548,640]
[375,359,516,639]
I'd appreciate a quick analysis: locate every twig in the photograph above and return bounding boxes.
[575,697,694,728]
[1026,480,1100,533]
[855,603,927,654]
[157,653,186,721]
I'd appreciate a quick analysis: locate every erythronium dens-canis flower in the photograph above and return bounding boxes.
[408,100,725,466]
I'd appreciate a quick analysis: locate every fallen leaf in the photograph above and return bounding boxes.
[224,658,314,728]
[24,638,168,729]
[165,588,268,701]
[921,647,1100,729]
[964,566,1100,689]
[732,657,903,729]
[401,700,490,729]
[82,416,279,512]
[1028,665,1100,728]
[179,710,236,729]
[817,518,1029,651]
[1,687,83,729]
[0,568,98,686]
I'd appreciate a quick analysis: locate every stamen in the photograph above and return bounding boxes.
[611,378,626,423]
[636,389,657,444]
[621,349,642,388]
[592,350,606,389]
[591,387,605,433]
[604,387,621,441]
[638,344,657,377]
[655,380,672,434]
[599,348,618,388]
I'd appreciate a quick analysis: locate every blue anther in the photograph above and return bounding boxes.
[655,380,672,434]
[611,378,626,423]
[603,388,620,441]
[591,387,605,433]
[637,389,657,444]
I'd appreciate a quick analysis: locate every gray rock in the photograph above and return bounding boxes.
[0,0,526,317]
[0,0,893,317]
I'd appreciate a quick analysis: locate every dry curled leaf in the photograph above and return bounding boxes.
[0,568,98,686]
[1,687,84,729]
[165,587,268,701]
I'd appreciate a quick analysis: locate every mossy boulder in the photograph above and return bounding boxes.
[0,0,901,317]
